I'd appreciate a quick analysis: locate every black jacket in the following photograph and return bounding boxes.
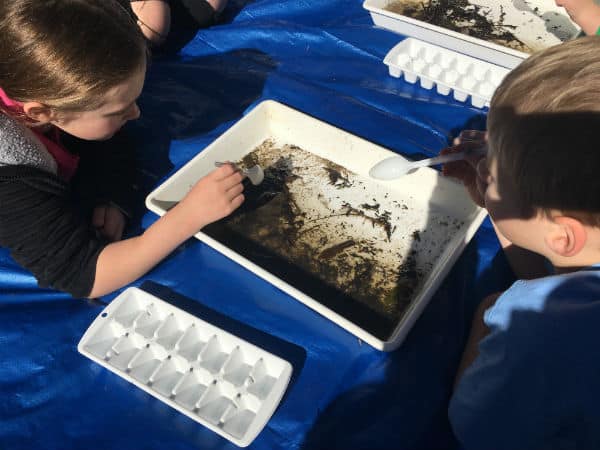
[0,165,106,297]
[0,129,138,297]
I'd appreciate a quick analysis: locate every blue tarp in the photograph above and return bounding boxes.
[0,1,516,449]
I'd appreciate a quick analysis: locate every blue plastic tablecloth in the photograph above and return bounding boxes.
[0,1,516,449]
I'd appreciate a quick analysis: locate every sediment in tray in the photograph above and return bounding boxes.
[204,139,464,324]
[385,0,530,53]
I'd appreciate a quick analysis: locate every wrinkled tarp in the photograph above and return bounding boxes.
[0,1,515,449]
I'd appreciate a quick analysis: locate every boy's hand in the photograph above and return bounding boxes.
[451,129,487,147]
[93,204,127,242]
[179,163,245,230]
[441,130,488,208]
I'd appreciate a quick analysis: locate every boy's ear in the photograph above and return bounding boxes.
[544,216,587,257]
[22,101,55,124]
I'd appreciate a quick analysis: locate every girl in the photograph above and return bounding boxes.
[129,0,228,44]
[0,0,245,298]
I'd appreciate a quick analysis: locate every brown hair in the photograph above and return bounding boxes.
[487,36,600,224]
[0,0,147,118]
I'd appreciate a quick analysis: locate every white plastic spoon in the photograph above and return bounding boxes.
[369,146,487,180]
[215,161,265,185]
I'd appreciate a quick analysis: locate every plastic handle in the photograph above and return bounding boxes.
[413,151,468,168]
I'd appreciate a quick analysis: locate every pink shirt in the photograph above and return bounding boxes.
[0,87,79,180]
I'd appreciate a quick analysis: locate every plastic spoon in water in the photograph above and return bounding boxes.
[215,161,265,185]
[369,146,487,180]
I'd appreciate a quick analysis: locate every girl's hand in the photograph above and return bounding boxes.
[89,165,244,298]
[179,163,245,230]
[93,204,127,242]
[441,130,488,208]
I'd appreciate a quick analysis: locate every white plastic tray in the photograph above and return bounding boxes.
[385,38,510,108]
[145,100,487,351]
[78,287,292,447]
[364,0,579,69]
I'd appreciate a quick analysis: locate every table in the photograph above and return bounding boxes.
[0,1,515,448]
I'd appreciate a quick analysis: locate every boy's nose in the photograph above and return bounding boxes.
[476,158,491,184]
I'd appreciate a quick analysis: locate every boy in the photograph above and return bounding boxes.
[447,36,600,449]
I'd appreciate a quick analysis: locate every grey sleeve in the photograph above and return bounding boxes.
[0,115,58,174]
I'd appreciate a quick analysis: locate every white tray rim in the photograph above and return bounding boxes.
[363,0,531,65]
[145,100,488,351]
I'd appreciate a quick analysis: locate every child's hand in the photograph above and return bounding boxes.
[555,0,600,34]
[179,163,245,229]
[451,129,487,147]
[93,204,127,242]
[441,130,488,208]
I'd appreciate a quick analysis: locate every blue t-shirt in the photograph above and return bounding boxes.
[449,266,600,450]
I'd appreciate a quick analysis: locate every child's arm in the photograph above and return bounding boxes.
[556,0,600,35]
[448,280,553,449]
[441,132,549,280]
[454,292,501,387]
[88,164,244,297]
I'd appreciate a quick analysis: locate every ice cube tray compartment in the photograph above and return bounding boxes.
[78,287,293,447]
[384,38,510,108]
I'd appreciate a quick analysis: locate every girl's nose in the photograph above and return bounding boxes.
[126,103,141,121]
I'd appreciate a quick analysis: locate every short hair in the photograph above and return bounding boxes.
[0,0,147,118]
[487,36,600,223]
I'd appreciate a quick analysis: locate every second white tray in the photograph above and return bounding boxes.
[364,0,579,69]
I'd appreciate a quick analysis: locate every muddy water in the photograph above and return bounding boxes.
[203,139,462,340]
[386,0,531,53]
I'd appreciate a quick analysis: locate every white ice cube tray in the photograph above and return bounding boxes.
[384,38,511,108]
[78,287,293,447]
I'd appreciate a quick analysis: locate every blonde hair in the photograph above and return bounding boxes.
[487,36,600,222]
[0,0,147,117]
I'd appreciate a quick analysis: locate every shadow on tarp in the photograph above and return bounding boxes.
[299,233,515,450]
[293,112,493,450]
[138,280,307,393]
[297,242,477,450]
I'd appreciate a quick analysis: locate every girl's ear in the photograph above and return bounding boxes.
[22,101,54,123]
[544,216,587,257]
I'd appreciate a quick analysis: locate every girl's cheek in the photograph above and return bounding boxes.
[106,117,125,133]
[476,176,489,201]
